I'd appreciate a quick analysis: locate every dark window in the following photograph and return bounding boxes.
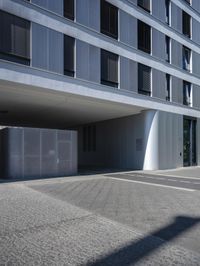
[83,125,96,152]
[137,0,150,12]
[182,11,191,38]
[138,20,151,54]
[0,10,30,65]
[183,46,191,72]
[101,0,118,39]
[64,0,74,20]
[101,49,118,88]
[165,36,170,62]
[64,35,75,77]
[185,0,191,5]
[138,63,151,96]
[165,0,170,24]
[165,74,171,101]
[183,81,192,106]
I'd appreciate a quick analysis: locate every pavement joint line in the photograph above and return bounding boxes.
[179,180,191,183]
[150,173,200,180]
[107,177,195,192]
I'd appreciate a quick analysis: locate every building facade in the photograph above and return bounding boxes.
[0,0,200,171]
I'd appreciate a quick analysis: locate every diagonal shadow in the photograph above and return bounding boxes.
[87,216,200,266]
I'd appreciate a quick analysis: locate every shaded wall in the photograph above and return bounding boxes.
[78,110,184,170]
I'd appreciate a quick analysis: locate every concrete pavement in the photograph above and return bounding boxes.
[1,173,200,265]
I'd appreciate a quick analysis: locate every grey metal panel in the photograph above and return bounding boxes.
[152,0,165,23]
[89,46,100,83]
[0,127,77,179]
[120,57,137,92]
[89,0,100,31]
[152,69,166,100]
[32,23,63,74]
[172,76,183,104]
[119,10,137,48]
[197,118,200,165]
[171,2,182,33]
[192,51,200,77]
[192,0,200,13]
[158,112,183,169]
[76,40,100,83]
[76,40,89,80]
[171,39,182,68]
[152,29,165,61]
[192,85,200,109]
[32,0,63,15]
[76,0,100,31]
[192,18,200,46]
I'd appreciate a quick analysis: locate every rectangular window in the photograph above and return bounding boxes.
[64,35,75,77]
[165,36,170,62]
[137,0,150,13]
[183,46,191,72]
[83,125,96,152]
[138,20,151,54]
[64,0,74,20]
[165,0,170,25]
[101,49,118,88]
[0,10,30,65]
[101,0,118,39]
[183,81,192,106]
[138,63,151,96]
[182,11,191,38]
[165,74,171,101]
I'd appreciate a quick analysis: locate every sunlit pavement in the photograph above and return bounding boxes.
[1,172,200,265]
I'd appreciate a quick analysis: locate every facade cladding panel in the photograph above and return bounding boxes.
[0,128,77,179]
[0,0,200,171]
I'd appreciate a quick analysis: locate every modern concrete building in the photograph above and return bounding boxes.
[0,0,200,172]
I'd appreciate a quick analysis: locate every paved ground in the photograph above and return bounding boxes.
[1,171,200,265]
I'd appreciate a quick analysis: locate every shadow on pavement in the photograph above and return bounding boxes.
[88,216,200,266]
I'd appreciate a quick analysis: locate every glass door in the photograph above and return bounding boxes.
[183,118,197,166]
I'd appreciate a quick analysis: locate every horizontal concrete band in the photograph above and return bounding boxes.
[172,0,200,25]
[0,60,200,118]
[1,0,200,89]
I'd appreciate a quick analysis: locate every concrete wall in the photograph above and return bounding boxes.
[78,110,184,170]
[0,127,77,179]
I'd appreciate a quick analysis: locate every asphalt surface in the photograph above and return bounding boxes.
[1,172,200,265]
